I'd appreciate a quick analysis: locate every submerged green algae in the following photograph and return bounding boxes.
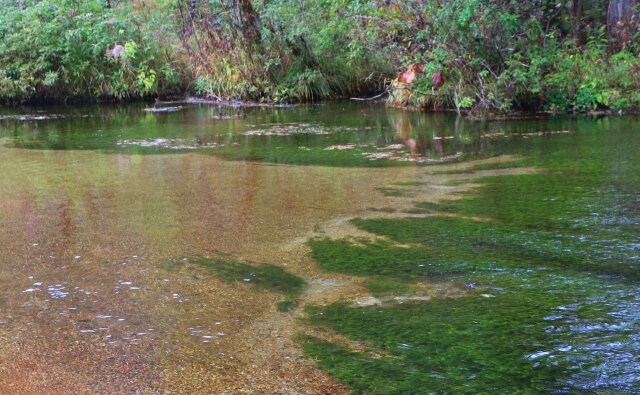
[302,114,640,394]
[301,294,568,394]
[364,277,417,297]
[178,256,306,296]
[305,214,640,393]
[310,215,639,280]
[301,268,640,394]
[175,256,308,313]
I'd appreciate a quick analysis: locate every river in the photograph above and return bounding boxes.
[0,102,638,393]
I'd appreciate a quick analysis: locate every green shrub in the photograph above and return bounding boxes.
[0,0,182,102]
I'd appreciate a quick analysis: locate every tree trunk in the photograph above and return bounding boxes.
[185,0,197,39]
[607,0,638,51]
[237,0,261,44]
[569,0,583,44]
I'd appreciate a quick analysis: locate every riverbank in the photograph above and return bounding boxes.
[2,1,639,115]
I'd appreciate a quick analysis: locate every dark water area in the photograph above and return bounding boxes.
[0,102,639,393]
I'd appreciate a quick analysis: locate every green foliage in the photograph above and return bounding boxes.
[180,0,395,102]
[380,0,639,113]
[0,0,183,102]
[1,0,638,111]
[544,43,640,112]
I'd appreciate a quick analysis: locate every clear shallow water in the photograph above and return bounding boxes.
[0,102,639,393]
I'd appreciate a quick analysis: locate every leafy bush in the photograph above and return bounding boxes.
[379,0,639,113]
[0,0,183,102]
[1,0,638,111]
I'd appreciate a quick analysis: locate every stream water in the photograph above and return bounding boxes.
[0,102,638,393]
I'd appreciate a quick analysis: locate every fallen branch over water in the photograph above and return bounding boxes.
[183,96,297,108]
[351,86,439,101]
[350,91,389,101]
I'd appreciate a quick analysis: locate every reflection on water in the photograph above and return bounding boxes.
[1,102,580,164]
[0,102,639,392]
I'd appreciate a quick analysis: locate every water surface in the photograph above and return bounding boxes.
[0,102,638,393]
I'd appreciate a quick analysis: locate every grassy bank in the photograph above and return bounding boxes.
[1,1,639,114]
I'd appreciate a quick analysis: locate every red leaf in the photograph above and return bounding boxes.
[397,64,422,84]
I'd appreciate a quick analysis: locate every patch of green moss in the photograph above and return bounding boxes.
[374,186,415,197]
[276,296,296,312]
[412,201,457,213]
[185,256,306,295]
[365,277,416,297]
[368,207,397,213]
[348,216,638,279]
[297,335,418,394]
[307,237,480,278]
[309,214,621,280]
[435,173,607,231]
[300,288,574,394]
[300,264,639,394]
